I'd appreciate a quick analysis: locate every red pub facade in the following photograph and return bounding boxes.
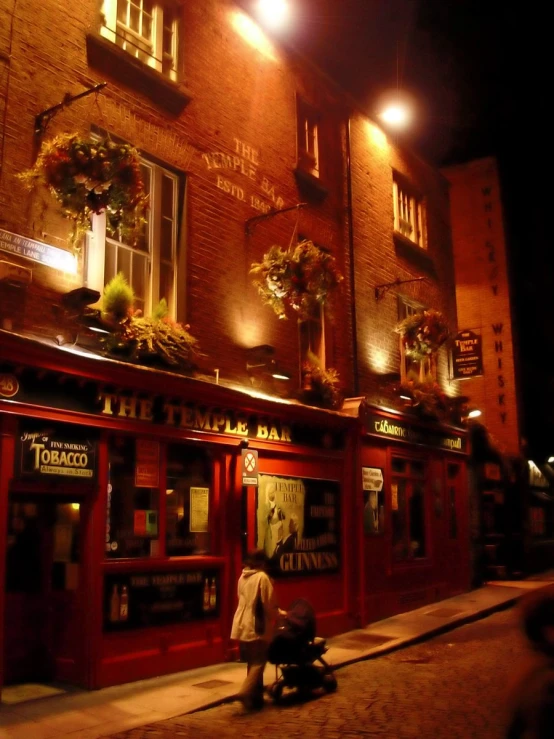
[0,0,469,693]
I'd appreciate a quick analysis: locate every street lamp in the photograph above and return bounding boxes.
[256,0,290,30]
[376,89,416,132]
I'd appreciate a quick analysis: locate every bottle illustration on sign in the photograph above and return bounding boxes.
[110,584,120,623]
[203,578,210,612]
[209,577,217,610]
[119,585,129,621]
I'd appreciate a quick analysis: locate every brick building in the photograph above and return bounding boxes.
[0,0,469,691]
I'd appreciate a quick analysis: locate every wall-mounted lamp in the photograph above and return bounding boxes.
[246,344,291,380]
[466,409,482,419]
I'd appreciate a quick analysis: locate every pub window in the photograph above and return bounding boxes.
[166,444,212,556]
[296,98,320,178]
[391,455,427,562]
[89,151,181,320]
[299,305,325,368]
[100,0,179,81]
[393,173,426,248]
[106,436,160,559]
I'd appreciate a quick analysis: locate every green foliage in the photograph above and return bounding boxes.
[102,273,135,321]
[395,309,450,360]
[300,351,342,410]
[18,133,148,249]
[250,240,343,320]
[101,286,201,372]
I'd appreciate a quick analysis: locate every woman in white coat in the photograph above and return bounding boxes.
[231,549,285,709]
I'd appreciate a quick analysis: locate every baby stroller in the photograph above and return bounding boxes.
[267,598,337,701]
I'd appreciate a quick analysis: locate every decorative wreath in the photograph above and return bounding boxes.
[250,240,343,320]
[395,309,450,360]
[19,133,149,248]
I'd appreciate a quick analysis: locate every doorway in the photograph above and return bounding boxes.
[4,496,83,686]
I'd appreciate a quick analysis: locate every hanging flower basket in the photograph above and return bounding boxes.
[395,309,450,361]
[250,240,343,320]
[18,133,149,249]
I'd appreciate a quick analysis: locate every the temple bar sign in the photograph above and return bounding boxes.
[452,329,483,379]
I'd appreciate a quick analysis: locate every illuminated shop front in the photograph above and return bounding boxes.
[345,400,470,624]
[0,332,355,690]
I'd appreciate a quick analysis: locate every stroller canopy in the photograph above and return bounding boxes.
[284,598,316,643]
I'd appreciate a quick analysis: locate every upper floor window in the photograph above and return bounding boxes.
[100,0,179,80]
[297,99,320,178]
[393,174,425,248]
[89,151,181,319]
[398,296,431,382]
[299,306,325,367]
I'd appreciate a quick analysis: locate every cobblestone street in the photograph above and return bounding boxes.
[106,607,525,738]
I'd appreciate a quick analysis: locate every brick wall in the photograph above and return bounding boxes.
[0,0,457,407]
[349,116,458,405]
[443,157,521,455]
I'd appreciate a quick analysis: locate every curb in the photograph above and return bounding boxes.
[188,593,521,715]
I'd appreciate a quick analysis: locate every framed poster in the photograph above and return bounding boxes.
[362,467,385,535]
[255,474,340,577]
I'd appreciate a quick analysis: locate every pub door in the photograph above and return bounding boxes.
[4,496,83,686]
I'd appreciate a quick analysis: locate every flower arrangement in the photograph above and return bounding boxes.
[300,351,343,410]
[18,133,149,248]
[395,309,450,360]
[250,240,343,320]
[396,379,449,419]
[101,273,201,371]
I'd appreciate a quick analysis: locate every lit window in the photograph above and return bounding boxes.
[299,307,325,369]
[393,174,425,247]
[90,152,180,319]
[297,98,320,178]
[391,456,427,562]
[107,436,161,559]
[100,0,179,80]
[166,444,212,557]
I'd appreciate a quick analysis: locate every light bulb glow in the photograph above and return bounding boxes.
[467,409,482,418]
[257,0,289,29]
[380,103,411,129]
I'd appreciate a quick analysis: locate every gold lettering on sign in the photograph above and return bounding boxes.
[202,137,284,213]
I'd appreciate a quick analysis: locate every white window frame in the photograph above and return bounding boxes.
[86,155,180,320]
[100,0,178,81]
[398,296,436,383]
[297,99,320,178]
[393,176,425,248]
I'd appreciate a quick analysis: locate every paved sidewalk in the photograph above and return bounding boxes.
[2,575,554,739]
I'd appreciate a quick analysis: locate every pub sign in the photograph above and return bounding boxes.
[451,329,483,380]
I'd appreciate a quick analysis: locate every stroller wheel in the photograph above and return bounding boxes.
[323,673,337,692]
[268,681,284,702]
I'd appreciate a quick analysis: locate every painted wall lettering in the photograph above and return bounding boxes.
[202,137,284,212]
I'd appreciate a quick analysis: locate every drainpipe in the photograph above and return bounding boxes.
[345,114,366,626]
[345,115,359,397]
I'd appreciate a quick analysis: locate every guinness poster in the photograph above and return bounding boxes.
[256,474,340,577]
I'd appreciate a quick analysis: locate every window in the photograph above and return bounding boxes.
[391,456,427,562]
[166,444,212,557]
[91,153,180,319]
[299,305,325,369]
[107,436,160,559]
[100,0,179,80]
[297,99,320,178]
[393,174,425,248]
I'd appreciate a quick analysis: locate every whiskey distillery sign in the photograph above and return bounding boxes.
[0,364,344,450]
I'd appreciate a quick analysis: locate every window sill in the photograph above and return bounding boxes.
[393,232,436,276]
[293,166,329,203]
[86,33,192,116]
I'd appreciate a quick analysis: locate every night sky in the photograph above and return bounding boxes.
[281,0,549,455]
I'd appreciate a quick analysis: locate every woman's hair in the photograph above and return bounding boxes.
[244,548,268,570]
